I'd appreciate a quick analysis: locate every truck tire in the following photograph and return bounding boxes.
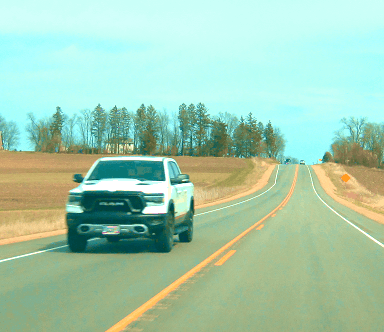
[179,210,193,243]
[155,211,174,252]
[68,228,87,253]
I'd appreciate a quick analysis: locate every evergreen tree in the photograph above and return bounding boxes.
[50,106,65,152]
[91,104,107,153]
[210,119,228,157]
[195,102,210,156]
[142,105,159,155]
[233,117,247,158]
[264,120,277,158]
[134,104,146,154]
[108,105,120,153]
[187,103,196,155]
[178,103,189,156]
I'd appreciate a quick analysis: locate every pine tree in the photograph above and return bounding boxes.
[187,103,196,155]
[134,104,146,154]
[264,120,277,158]
[51,106,65,152]
[91,104,107,153]
[210,119,228,157]
[233,117,247,158]
[108,105,120,153]
[195,102,210,156]
[142,105,159,155]
[178,103,189,156]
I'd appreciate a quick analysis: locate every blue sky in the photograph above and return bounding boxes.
[1,0,383,163]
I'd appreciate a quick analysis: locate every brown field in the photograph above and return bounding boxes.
[0,151,275,239]
[317,162,384,215]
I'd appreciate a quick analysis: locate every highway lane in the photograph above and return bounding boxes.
[1,164,384,331]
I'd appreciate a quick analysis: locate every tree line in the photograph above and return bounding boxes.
[2,103,286,158]
[323,116,384,168]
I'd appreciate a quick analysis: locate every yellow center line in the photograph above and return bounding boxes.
[106,165,299,332]
[271,214,276,217]
[214,250,236,266]
[256,224,264,230]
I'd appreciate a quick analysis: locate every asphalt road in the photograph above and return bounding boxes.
[1,165,384,332]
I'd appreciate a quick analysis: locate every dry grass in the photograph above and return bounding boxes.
[320,162,384,213]
[194,157,275,206]
[0,151,275,239]
[0,209,65,240]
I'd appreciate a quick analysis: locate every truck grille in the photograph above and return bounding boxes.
[82,191,145,213]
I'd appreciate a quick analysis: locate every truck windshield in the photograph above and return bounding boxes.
[87,160,165,181]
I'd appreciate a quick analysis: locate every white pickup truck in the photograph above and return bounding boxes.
[66,156,194,253]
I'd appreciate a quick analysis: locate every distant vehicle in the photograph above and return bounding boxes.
[300,160,305,165]
[285,159,291,164]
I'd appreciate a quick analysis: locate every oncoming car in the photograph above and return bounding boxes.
[300,160,305,165]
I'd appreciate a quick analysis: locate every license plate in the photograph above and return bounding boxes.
[102,225,120,235]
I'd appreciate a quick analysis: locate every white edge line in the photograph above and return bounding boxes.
[307,166,384,249]
[1,166,281,264]
[195,164,280,217]
[0,238,100,264]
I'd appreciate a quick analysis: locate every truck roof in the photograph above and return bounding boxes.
[96,156,172,162]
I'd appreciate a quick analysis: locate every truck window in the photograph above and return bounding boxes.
[167,162,176,179]
[170,162,180,177]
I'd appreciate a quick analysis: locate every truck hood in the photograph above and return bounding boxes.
[71,179,167,194]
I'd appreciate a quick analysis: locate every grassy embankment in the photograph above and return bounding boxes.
[0,151,275,239]
[319,162,384,216]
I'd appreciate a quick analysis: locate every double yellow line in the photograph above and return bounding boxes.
[106,165,299,332]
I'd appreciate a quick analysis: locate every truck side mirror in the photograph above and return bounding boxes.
[179,174,190,183]
[171,174,190,185]
[73,174,84,183]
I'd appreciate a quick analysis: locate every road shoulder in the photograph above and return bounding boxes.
[311,164,384,225]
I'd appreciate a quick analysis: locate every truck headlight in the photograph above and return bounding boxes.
[67,194,83,207]
[143,194,164,206]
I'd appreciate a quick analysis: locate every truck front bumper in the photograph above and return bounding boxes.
[66,212,167,238]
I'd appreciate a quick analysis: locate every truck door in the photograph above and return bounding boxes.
[167,161,181,220]
[169,161,188,220]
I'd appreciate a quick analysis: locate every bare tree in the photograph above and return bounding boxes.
[362,122,384,167]
[77,109,93,149]
[340,116,367,144]
[170,111,180,155]
[25,113,53,151]
[158,109,169,155]
[62,114,78,150]
[274,127,286,161]
[0,120,20,150]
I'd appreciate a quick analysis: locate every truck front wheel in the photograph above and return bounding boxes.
[68,228,87,253]
[155,212,174,253]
